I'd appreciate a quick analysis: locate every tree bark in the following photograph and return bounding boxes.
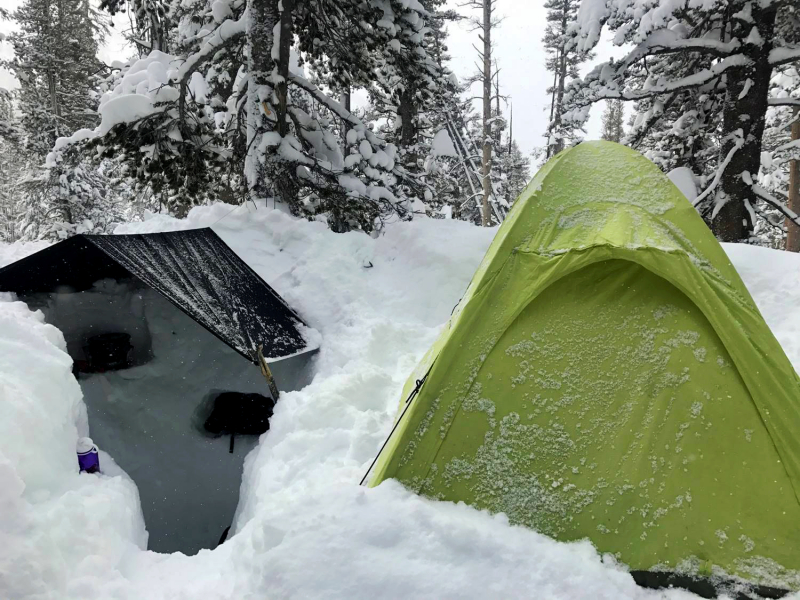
[714,5,776,242]
[245,0,278,204]
[787,108,800,252]
[276,0,293,137]
[547,0,570,158]
[150,11,165,53]
[272,0,298,207]
[480,0,492,227]
[46,0,60,131]
[398,87,417,150]
[340,89,351,150]
[508,103,513,153]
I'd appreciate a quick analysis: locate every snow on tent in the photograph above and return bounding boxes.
[0,228,318,555]
[366,141,800,596]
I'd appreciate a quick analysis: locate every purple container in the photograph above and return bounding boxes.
[77,437,100,474]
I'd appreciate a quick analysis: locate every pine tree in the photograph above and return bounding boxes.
[5,0,103,156]
[99,0,171,53]
[2,0,111,240]
[0,90,22,241]
[600,100,624,143]
[460,0,501,226]
[542,0,592,157]
[500,138,530,203]
[61,0,445,232]
[562,0,800,242]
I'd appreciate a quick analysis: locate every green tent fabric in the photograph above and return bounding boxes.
[369,141,800,590]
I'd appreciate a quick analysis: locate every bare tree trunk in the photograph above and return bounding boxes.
[398,87,417,161]
[714,5,776,242]
[552,23,568,154]
[547,0,570,158]
[150,12,165,52]
[508,103,513,154]
[480,0,493,227]
[494,63,501,146]
[272,0,298,207]
[493,64,503,182]
[340,89,351,150]
[548,52,558,124]
[276,0,293,137]
[787,108,800,252]
[245,0,278,204]
[45,0,60,130]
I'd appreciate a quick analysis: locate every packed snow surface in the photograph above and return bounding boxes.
[1,204,799,599]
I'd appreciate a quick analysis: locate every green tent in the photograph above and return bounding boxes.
[369,141,800,592]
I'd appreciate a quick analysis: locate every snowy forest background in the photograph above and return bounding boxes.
[0,0,798,249]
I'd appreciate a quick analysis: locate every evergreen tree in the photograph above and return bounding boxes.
[499,138,530,203]
[99,0,171,53]
[0,89,22,241]
[54,0,445,233]
[4,0,103,156]
[2,0,111,240]
[624,47,720,188]
[600,99,624,143]
[542,0,592,157]
[561,0,800,242]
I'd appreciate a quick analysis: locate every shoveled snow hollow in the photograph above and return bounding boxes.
[1,203,799,599]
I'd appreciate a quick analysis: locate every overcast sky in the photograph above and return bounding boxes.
[0,0,615,156]
[444,0,622,154]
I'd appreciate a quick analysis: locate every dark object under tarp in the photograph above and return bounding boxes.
[203,392,275,436]
[0,228,313,361]
[84,332,133,371]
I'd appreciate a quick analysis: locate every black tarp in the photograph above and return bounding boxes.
[0,228,312,362]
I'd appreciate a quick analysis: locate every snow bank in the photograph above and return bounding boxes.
[0,240,50,268]
[0,297,146,599]
[2,204,800,598]
[722,243,800,373]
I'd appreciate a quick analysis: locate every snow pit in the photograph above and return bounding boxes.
[3,204,800,599]
[21,280,314,555]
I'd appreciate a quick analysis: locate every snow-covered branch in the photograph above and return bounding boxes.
[693,130,744,208]
[768,97,800,107]
[769,45,800,67]
[288,73,404,170]
[746,178,800,228]
[636,29,742,59]
[563,54,750,121]
[175,17,246,84]
[774,139,800,155]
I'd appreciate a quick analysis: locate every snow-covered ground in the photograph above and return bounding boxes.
[1,204,799,599]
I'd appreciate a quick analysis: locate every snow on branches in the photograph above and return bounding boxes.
[45,0,443,232]
[560,0,800,242]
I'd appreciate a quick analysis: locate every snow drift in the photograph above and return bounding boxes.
[1,204,799,599]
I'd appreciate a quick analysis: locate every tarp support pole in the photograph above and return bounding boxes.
[257,344,281,402]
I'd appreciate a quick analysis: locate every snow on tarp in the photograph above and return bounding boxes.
[0,228,316,361]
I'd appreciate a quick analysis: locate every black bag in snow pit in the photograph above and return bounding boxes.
[203,392,275,436]
[84,332,132,371]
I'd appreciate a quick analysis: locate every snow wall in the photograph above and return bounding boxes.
[23,280,314,555]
